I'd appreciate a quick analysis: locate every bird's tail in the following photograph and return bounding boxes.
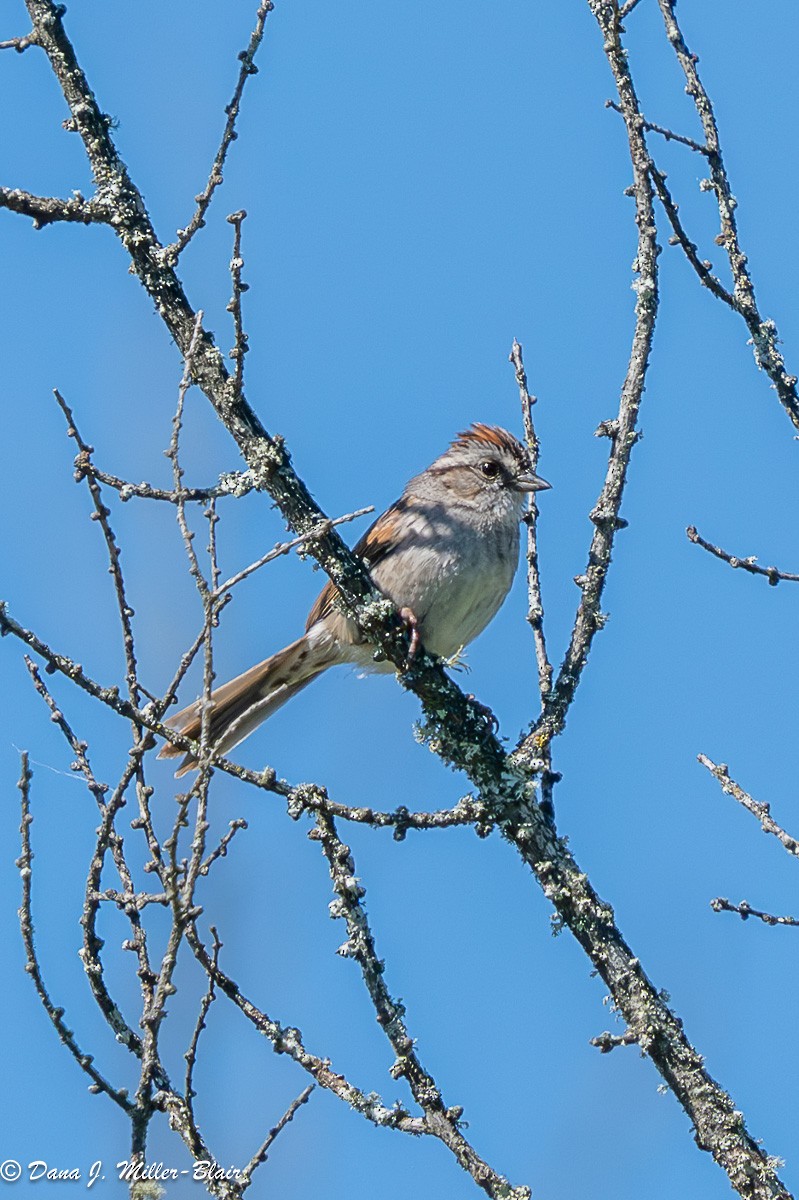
[158,633,333,776]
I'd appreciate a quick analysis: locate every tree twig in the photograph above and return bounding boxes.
[654,0,799,431]
[0,185,109,227]
[687,527,799,586]
[17,754,134,1112]
[518,0,655,765]
[698,755,799,860]
[605,99,708,156]
[161,1,273,264]
[238,1085,314,1192]
[312,811,529,1200]
[226,210,249,397]
[710,899,799,929]
[590,1029,639,1053]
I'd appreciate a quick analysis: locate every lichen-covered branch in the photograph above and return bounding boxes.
[698,756,799,861]
[0,185,109,227]
[186,926,425,1136]
[517,0,656,765]
[313,811,529,1200]
[653,0,799,431]
[17,755,134,1112]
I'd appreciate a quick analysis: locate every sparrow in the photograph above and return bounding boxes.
[159,424,549,774]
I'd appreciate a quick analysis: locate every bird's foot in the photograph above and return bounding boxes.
[465,693,499,734]
[398,606,421,662]
[443,645,470,673]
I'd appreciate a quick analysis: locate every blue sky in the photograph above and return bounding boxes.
[1,1,798,1197]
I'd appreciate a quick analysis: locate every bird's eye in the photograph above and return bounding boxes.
[478,460,500,479]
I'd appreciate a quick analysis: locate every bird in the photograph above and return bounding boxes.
[159,423,550,775]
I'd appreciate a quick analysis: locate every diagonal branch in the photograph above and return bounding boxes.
[688,527,799,586]
[518,0,656,764]
[238,1085,314,1193]
[313,811,529,1200]
[698,756,799,861]
[161,2,273,265]
[186,925,425,1135]
[654,0,799,432]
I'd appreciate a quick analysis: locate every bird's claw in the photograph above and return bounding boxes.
[466,693,499,733]
[399,607,421,662]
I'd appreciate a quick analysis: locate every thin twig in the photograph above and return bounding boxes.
[655,0,799,432]
[213,507,374,596]
[619,0,643,17]
[184,937,221,1126]
[86,467,257,504]
[510,340,552,705]
[0,31,39,51]
[55,389,141,704]
[226,210,249,397]
[238,1085,315,1192]
[648,161,735,306]
[606,99,708,156]
[17,754,134,1112]
[590,1029,639,1053]
[200,820,248,876]
[710,899,799,929]
[313,811,530,1200]
[161,1,273,264]
[687,527,799,586]
[519,0,656,764]
[698,756,799,860]
[510,339,557,819]
[186,925,424,1134]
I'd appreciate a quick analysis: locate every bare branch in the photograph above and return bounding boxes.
[86,467,257,504]
[186,925,425,1135]
[286,789,497,838]
[0,30,39,51]
[710,899,799,929]
[213,507,374,597]
[0,186,109,227]
[55,390,141,702]
[200,819,248,876]
[510,339,557,819]
[619,0,643,17]
[226,210,249,397]
[519,0,656,763]
[649,162,735,306]
[687,527,799,586]
[313,811,529,1200]
[238,1085,314,1192]
[605,99,709,156]
[698,755,799,860]
[654,0,799,431]
[184,935,220,1134]
[591,1029,639,1053]
[17,754,134,1112]
[161,1,273,264]
[510,339,552,706]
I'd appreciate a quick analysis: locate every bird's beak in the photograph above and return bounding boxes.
[515,471,551,493]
